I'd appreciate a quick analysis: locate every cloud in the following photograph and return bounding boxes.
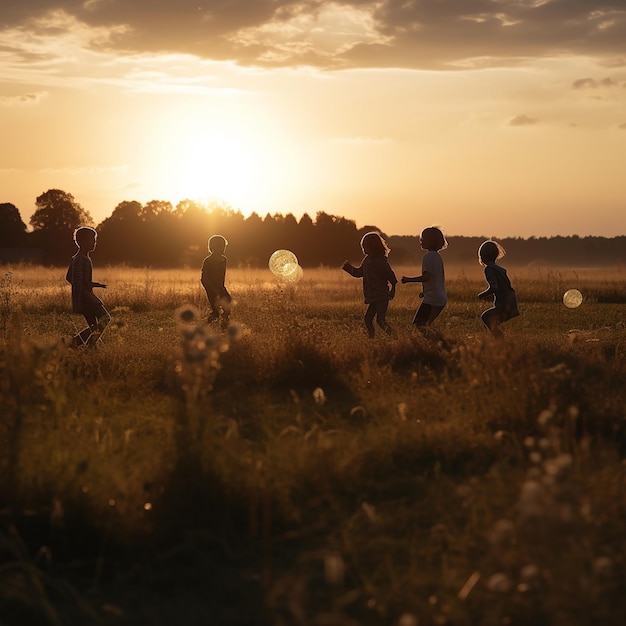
[330,135,392,145]
[0,91,48,106]
[508,114,537,126]
[1,1,626,70]
[573,76,619,89]
[573,77,598,89]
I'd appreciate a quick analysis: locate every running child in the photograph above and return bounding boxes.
[477,240,519,339]
[401,226,448,327]
[66,227,110,347]
[201,234,232,329]
[342,231,397,338]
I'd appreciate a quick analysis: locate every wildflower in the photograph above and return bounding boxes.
[544,453,573,481]
[175,304,200,324]
[592,556,613,579]
[350,405,367,420]
[537,409,554,427]
[456,484,474,507]
[489,519,516,551]
[398,613,419,626]
[324,552,345,585]
[225,321,243,341]
[313,387,326,405]
[397,402,408,421]
[520,563,540,583]
[518,480,548,520]
[487,572,512,593]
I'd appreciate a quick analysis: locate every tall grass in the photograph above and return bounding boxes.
[1,263,625,625]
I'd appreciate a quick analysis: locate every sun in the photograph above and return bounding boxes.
[162,123,264,207]
[137,103,302,216]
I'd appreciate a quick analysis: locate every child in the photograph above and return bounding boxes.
[477,240,519,339]
[401,226,448,327]
[342,231,397,338]
[201,234,232,328]
[66,226,110,347]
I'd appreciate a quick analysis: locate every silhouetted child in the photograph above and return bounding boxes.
[477,240,519,339]
[201,234,231,328]
[401,226,448,327]
[342,231,397,338]
[66,226,110,347]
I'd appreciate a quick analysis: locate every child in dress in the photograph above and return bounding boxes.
[342,231,397,338]
[401,226,448,327]
[477,240,519,339]
[66,227,110,347]
[201,234,232,328]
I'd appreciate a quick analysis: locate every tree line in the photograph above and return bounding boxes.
[1,189,625,268]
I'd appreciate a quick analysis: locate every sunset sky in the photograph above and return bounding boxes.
[1,1,625,238]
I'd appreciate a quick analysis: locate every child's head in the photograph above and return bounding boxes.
[208,234,228,254]
[360,231,389,257]
[478,240,506,265]
[73,227,97,251]
[420,226,447,252]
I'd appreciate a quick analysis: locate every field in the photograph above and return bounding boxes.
[1,263,626,626]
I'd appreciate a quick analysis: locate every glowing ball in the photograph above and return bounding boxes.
[281,264,304,283]
[563,289,583,308]
[269,249,298,278]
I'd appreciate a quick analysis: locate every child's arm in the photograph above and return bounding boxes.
[478,267,498,299]
[401,271,431,284]
[92,282,107,288]
[341,261,363,277]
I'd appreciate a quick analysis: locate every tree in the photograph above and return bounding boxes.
[29,189,93,264]
[96,201,144,265]
[0,203,27,247]
[30,189,93,233]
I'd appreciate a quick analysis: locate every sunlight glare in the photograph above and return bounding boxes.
[167,125,262,205]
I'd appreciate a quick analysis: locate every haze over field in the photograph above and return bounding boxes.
[1,1,625,237]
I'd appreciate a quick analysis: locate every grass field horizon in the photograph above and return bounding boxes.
[1,263,625,625]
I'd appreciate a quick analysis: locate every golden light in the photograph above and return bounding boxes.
[163,123,264,206]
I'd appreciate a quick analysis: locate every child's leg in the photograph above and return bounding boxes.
[87,309,111,345]
[412,303,432,327]
[72,311,97,346]
[218,292,232,328]
[425,305,445,326]
[77,302,111,347]
[364,304,376,338]
[374,300,392,334]
[481,308,503,339]
[207,292,219,322]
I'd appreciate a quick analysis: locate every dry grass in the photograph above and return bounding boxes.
[1,263,625,625]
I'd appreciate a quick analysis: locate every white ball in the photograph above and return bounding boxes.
[269,249,298,277]
[563,289,583,308]
[281,264,303,283]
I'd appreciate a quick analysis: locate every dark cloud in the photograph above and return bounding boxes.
[2,0,626,69]
[573,77,598,88]
[573,76,620,88]
[508,114,537,126]
[0,91,47,106]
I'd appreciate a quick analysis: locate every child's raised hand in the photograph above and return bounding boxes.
[341,260,351,271]
[401,276,408,284]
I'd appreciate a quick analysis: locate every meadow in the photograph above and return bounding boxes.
[1,263,625,626]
